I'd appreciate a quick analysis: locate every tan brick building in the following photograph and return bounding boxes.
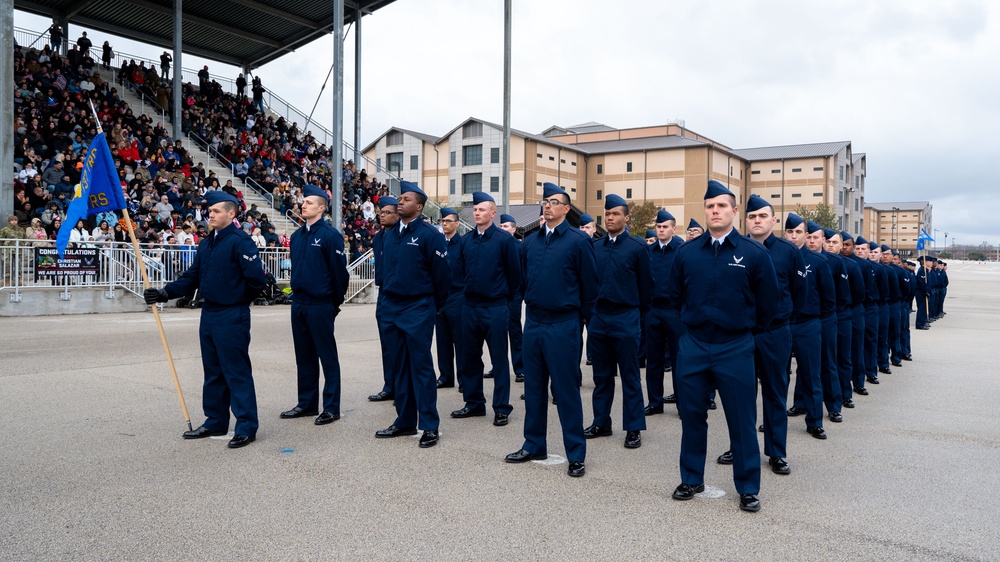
[864,201,933,253]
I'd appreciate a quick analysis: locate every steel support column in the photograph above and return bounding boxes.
[331,0,344,229]
[171,0,182,140]
[1,0,13,219]
[354,3,362,166]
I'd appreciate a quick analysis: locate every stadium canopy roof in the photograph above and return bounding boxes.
[14,0,397,69]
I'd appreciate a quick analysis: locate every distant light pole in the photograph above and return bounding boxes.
[891,206,899,248]
[934,228,940,253]
[944,232,948,254]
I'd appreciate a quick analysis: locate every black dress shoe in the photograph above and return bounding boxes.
[624,430,641,449]
[843,398,855,409]
[483,370,494,379]
[916,325,930,330]
[375,425,417,438]
[891,359,903,367]
[515,373,524,383]
[717,450,733,465]
[183,425,227,439]
[227,434,255,448]
[853,387,869,396]
[418,430,439,448]
[451,406,486,418]
[638,358,646,368]
[567,461,586,477]
[315,411,340,425]
[768,456,790,475]
[493,413,509,426]
[368,391,394,402]
[585,359,593,365]
[583,424,613,439]
[505,448,546,463]
[903,354,913,361]
[758,424,764,433]
[280,406,319,419]
[436,379,455,389]
[739,493,761,512]
[786,406,807,417]
[708,400,717,410]
[664,394,677,404]
[671,483,705,500]
[520,394,525,400]
[644,405,664,416]
[878,366,892,375]
[807,426,828,440]
[867,376,881,385]
[828,411,843,423]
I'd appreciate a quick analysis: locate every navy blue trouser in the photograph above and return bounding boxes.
[645,306,682,410]
[382,295,439,431]
[915,292,928,327]
[375,292,394,394]
[676,332,760,495]
[864,304,879,381]
[461,303,513,415]
[435,292,464,385]
[877,303,890,370]
[836,308,854,403]
[900,301,912,356]
[522,315,586,462]
[820,314,842,414]
[199,305,258,437]
[755,324,792,459]
[290,301,341,414]
[589,308,645,432]
[850,305,866,391]
[508,290,524,376]
[888,301,902,362]
[791,318,823,429]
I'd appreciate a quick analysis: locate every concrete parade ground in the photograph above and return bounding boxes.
[1,261,998,560]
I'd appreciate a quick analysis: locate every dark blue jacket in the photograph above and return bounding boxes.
[873,260,890,303]
[594,229,653,313]
[372,228,390,287]
[891,264,910,301]
[841,253,866,307]
[915,264,929,295]
[825,252,852,311]
[853,255,879,303]
[165,223,268,307]
[797,246,836,321]
[443,232,464,294]
[666,229,779,342]
[289,220,349,305]
[460,224,521,306]
[381,215,452,308]
[762,234,807,326]
[648,235,683,306]
[522,219,598,324]
[880,262,900,302]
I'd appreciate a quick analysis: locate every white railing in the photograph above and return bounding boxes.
[346,249,375,301]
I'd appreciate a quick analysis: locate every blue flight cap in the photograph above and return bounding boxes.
[645,229,656,239]
[604,193,628,211]
[917,255,925,262]
[302,184,329,203]
[499,213,516,224]
[823,228,838,240]
[840,231,854,242]
[204,190,239,207]
[806,220,824,235]
[439,207,458,219]
[745,194,771,213]
[891,250,899,256]
[687,218,703,230]
[399,180,426,201]
[378,196,398,208]
[869,241,879,250]
[881,244,891,252]
[579,213,594,226]
[542,182,567,199]
[856,235,868,245]
[704,179,734,200]
[472,192,495,205]
[656,209,675,223]
[784,212,804,230]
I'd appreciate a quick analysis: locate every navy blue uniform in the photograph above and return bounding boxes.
[857,256,880,385]
[373,228,395,395]
[791,247,834,430]
[435,232,465,387]
[874,261,891,371]
[667,229,778,496]
[915,262,929,328]
[508,238,525,377]
[646,235,685,410]
[821,252,848,415]
[380,216,452,431]
[842,254,867,401]
[460,224,521,416]
[755,234,806,460]
[520,220,597,463]
[289,220,349,415]
[899,266,914,357]
[589,229,654,432]
[888,264,907,363]
[939,268,949,316]
[164,223,267,438]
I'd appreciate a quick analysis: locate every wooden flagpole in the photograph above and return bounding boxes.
[90,100,193,431]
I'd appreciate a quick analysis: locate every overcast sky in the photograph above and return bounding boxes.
[17,0,1000,247]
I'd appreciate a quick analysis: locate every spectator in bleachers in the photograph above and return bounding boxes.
[101,41,113,70]
[76,32,92,57]
[160,52,171,81]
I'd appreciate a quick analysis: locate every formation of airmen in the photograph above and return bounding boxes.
[147,180,948,513]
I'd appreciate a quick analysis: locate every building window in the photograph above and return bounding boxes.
[463,121,483,138]
[386,130,403,146]
[490,176,500,192]
[536,181,542,186]
[549,156,555,161]
[813,166,823,171]
[839,166,844,180]
[855,220,859,233]
[792,167,802,172]
[627,162,633,172]
[751,170,761,175]
[596,190,603,200]
[410,155,418,170]
[813,192,823,197]
[791,193,802,198]
[596,216,602,226]
[537,153,543,158]
[450,151,456,167]
[560,159,566,164]
[855,200,859,212]
[386,152,403,175]
[463,145,483,166]
[770,194,781,199]
[839,192,843,205]
[450,179,456,195]
[462,173,482,194]
[571,161,577,166]
[597,164,603,174]
[772,169,780,174]
[855,177,860,189]
[490,147,500,164]
[376,157,381,169]
[626,188,633,198]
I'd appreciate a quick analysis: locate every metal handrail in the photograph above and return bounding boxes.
[345,248,375,301]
